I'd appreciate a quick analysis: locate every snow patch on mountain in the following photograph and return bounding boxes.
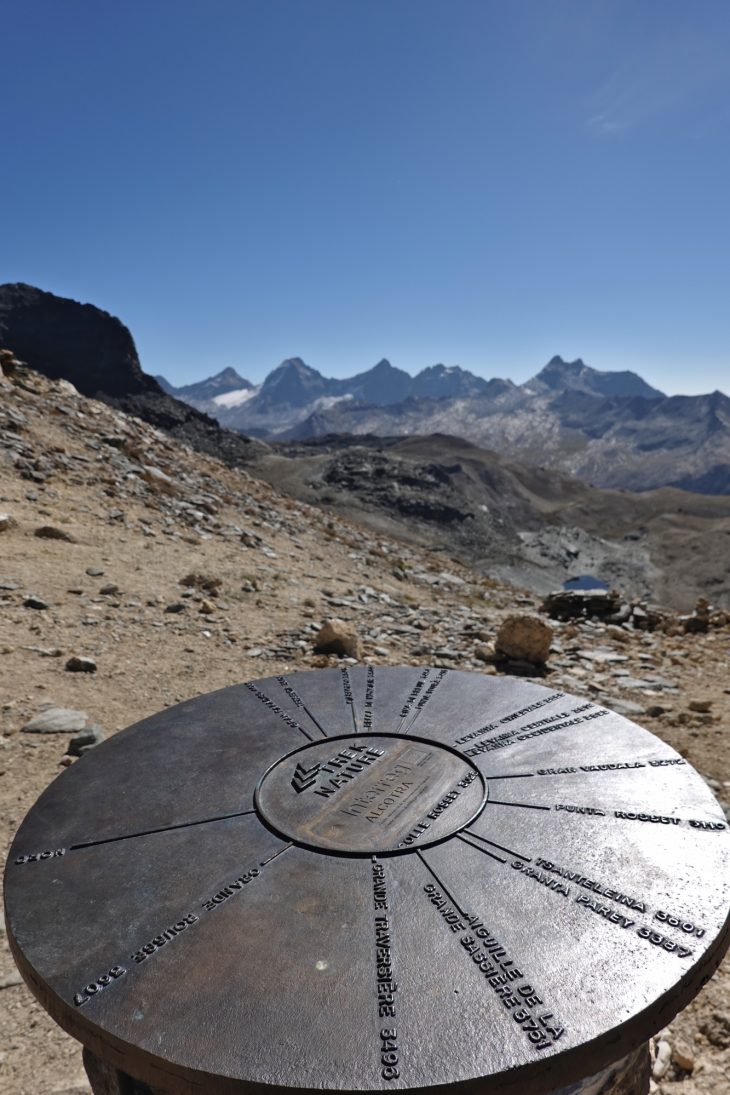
[214,386,260,408]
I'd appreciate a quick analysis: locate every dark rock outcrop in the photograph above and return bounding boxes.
[0,284,266,465]
[0,283,151,398]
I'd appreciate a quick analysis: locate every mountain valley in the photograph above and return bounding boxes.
[260,433,730,610]
[2,284,730,615]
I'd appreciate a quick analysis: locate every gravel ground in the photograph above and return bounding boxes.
[1,369,729,1095]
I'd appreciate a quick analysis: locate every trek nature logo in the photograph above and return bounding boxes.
[291,743,385,797]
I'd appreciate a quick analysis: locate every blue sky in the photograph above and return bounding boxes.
[2,1,729,394]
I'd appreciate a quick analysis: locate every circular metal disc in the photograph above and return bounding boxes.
[5,668,730,1095]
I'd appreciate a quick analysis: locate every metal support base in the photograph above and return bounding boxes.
[83,1049,159,1095]
[84,1044,650,1095]
[553,1044,650,1094]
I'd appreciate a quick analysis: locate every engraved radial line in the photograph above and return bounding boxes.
[462,830,531,862]
[486,773,535,780]
[273,676,329,738]
[457,834,506,864]
[400,668,448,735]
[487,799,551,812]
[69,810,259,852]
[394,668,430,733]
[244,683,315,741]
[70,835,294,1011]
[415,849,467,917]
[341,667,358,732]
[259,842,293,868]
[360,665,375,735]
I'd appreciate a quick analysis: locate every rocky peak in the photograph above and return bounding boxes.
[340,358,413,406]
[208,366,250,390]
[412,363,493,399]
[163,367,253,401]
[0,282,155,399]
[529,355,665,400]
[257,358,328,406]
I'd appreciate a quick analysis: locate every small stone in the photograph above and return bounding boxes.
[0,972,22,990]
[68,726,105,756]
[671,1040,695,1072]
[652,1038,672,1080]
[180,573,222,595]
[86,567,104,577]
[99,584,119,596]
[24,595,49,610]
[0,512,16,532]
[496,615,553,664]
[688,699,712,713]
[608,697,647,717]
[65,656,97,673]
[474,643,496,663]
[24,707,88,733]
[681,614,709,634]
[34,525,76,542]
[164,602,187,614]
[23,645,63,658]
[142,464,175,488]
[59,755,75,767]
[199,599,216,614]
[313,618,362,659]
[497,657,547,677]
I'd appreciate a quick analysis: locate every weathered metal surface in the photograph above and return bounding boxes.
[5,668,730,1095]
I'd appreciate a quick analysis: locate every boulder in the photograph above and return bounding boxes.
[495,615,553,665]
[313,618,362,659]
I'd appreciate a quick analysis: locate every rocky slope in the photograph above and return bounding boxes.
[258,433,730,611]
[0,284,266,468]
[163,352,730,495]
[280,383,730,494]
[6,281,728,494]
[1,361,730,1094]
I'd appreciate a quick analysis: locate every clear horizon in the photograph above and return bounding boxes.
[154,351,725,399]
[3,2,730,397]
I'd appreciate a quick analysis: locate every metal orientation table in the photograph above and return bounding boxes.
[5,667,730,1095]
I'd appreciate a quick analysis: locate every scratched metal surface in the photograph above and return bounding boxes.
[5,668,730,1095]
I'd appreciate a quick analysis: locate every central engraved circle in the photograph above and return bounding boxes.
[255,733,487,855]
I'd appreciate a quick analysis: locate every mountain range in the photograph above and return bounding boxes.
[2,282,730,607]
[2,280,729,498]
[159,355,730,494]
